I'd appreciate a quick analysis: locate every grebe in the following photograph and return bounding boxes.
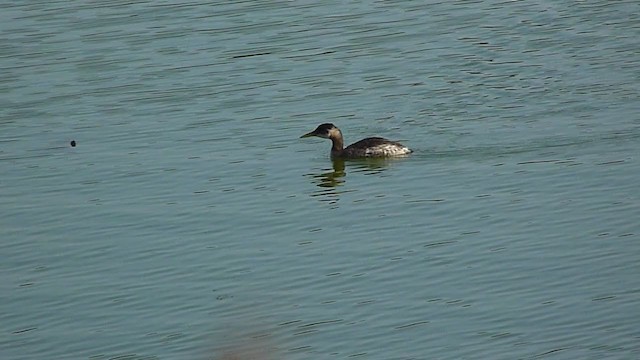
[301,123,412,158]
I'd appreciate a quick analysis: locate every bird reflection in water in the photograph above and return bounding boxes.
[306,156,405,206]
[311,158,346,188]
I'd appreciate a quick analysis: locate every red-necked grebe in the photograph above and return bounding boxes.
[301,123,412,158]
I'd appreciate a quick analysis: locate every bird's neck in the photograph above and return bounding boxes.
[330,135,344,153]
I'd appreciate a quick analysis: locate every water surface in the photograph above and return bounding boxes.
[2,1,639,359]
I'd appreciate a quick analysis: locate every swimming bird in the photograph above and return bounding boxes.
[301,123,412,158]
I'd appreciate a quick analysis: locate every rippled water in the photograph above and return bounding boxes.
[2,1,639,359]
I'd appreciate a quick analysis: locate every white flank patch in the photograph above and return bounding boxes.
[365,144,412,156]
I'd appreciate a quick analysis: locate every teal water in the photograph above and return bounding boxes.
[2,1,639,359]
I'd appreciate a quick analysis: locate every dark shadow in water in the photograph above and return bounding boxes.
[346,157,402,174]
[307,158,346,189]
[304,157,410,204]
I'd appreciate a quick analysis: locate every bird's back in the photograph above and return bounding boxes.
[342,137,412,157]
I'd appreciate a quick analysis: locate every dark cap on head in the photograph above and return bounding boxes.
[300,123,336,138]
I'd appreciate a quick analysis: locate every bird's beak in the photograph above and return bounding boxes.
[300,131,316,138]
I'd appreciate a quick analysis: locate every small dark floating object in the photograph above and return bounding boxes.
[232,52,271,59]
[70,140,76,147]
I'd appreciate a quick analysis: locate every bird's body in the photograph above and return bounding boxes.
[301,123,412,158]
